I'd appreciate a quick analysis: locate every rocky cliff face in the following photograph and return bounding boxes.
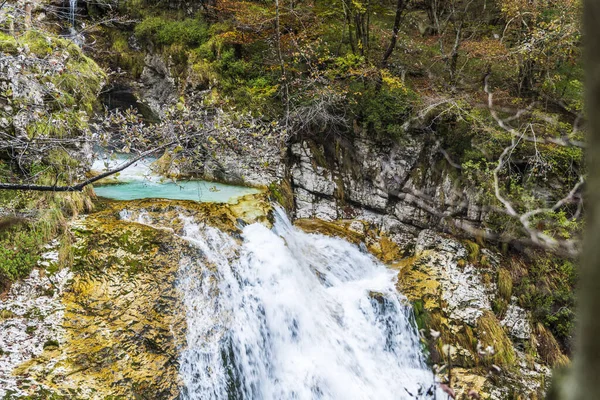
[0,29,104,168]
[0,195,271,399]
[284,131,483,248]
[398,230,550,399]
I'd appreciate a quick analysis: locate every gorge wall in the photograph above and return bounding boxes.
[92,47,563,399]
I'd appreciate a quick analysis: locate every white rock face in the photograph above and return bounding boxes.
[415,230,494,325]
[284,136,490,252]
[286,136,486,251]
[501,300,532,340]
[0,246,73,398]
[291,143,337,196]
[139,54,177,117]
[294,187,315,219]
[344,178,388,210]
[314,198,338,221]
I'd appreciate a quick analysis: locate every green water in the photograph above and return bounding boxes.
[94,180,261,202]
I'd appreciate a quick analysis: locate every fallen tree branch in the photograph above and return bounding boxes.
[0,143,174,192]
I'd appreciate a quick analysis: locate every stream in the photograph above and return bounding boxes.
[173,207,439,399]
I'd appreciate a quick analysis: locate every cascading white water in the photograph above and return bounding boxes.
[69,0,77,28]
[175,208,441,400]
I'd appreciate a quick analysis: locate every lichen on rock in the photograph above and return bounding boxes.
[0,242,72,398]
[395,229,551,399]
[5,193,271,399]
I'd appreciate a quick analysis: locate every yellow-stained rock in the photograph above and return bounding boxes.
[13,193,272,399]
[294,218,404,263]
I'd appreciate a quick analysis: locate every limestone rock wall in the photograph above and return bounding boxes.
[285,132,484,250]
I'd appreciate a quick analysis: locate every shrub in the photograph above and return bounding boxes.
[135,17,209,47]
[0,226,43,285]
[351,78,418,140]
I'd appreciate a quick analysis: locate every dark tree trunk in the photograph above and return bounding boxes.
[381,0,406,67]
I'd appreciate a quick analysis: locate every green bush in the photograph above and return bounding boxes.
[135,17,209,47]
[0,226,43,285]
[215,48,254,81]
[353,83,417,140]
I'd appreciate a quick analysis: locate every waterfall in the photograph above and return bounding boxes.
[175,208,440,400]
[69,0,77,28]
[67,0,83,46]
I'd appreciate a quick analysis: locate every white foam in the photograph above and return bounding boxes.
[177,208,440,399]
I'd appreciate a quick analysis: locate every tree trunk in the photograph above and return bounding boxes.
[381,0,406,67]
[569,1,600,399]
[448,22,462,84]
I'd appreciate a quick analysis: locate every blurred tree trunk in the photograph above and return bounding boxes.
[570,1,600,399]
[24,1,32,29]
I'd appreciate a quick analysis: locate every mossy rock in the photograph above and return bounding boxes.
[0,32,18,54]
[476,311,516,368]
[294,218,404,263]
[268,179,294,214]
[15,213,186,398]
[294,218,364,245]
[13,194,271,398]
[393,246,544,398]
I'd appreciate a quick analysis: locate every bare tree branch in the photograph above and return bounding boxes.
[0,143,174,192]
[484,74,585,148]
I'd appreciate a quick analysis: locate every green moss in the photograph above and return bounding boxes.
[492,297,509,319]
[26,111,89,139]
[534,323,569,367]
[464,240,480,263]
[0,32,18,54]
[109,31,146,78]
[0,226,44,286]
[513,255,576,350]
[47,55,105,115]
[268,180,294,213]
[188,57,219,88]
[498,268,513,301]
[21,30,53,56]
[0,31,74,58]
[476,311,516,368]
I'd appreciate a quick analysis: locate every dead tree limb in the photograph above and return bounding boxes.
[0,143,174,192]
